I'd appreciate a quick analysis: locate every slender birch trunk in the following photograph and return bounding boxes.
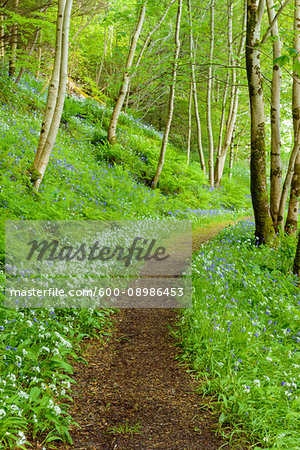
[0,14,5,60]
[187,78,192,165]
[266,0,282,229]
[187,0,206,172]
[278,0,300,232]
[8,0,19,77]
[229,127,235,179]
[207,0,215,187]
[215,0,233,184]
[33,0,73,190]
[285,0,300,234]
[214,0,247,186]
[107,2,147,144]
[246,0,274,244]
[151,0,182,189]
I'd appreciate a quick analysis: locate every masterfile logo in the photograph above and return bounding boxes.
[5,219,192,308]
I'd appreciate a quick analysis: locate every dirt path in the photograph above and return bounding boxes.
[58,220,243,449]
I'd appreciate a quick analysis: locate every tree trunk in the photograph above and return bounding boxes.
[8,0,19,77]
[215,0,233,184]
[0,14,5,59]
[293,230,300,277]
[246,0,274,244]
[285,0,300,235]
[151,0,182,189]
[229,127,235,179]
[266,0,282,229]
[214,0,247,186]
[33,0,73,190]
[187,0,206,172]
[207,0,215,187]
[107,2,147,144]
[187,77,192,165]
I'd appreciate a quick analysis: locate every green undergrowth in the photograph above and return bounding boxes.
[179,220,300,449]
[0,72,251,446]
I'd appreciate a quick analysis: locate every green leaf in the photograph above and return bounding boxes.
[29,386,41,402]
[273,54,290,67]
[288,48,298,57]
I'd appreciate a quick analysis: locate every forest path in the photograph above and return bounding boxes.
[58,220,245,450]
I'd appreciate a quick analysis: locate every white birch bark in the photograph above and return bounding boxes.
[207,0,215,187]
[215,0,233,184]
[0,14,4,59]
[33,0,73,190]
[107,2,147,144]
[214,0,247,186]
[187,78,192,165]
[187,0,206,172]
[151,0,182,189]
[34,0,66,169]
[266,0,282,228]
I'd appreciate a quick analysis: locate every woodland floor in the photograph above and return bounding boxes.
[55,221,248,450]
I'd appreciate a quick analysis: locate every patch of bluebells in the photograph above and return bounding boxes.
[181,220,300,448]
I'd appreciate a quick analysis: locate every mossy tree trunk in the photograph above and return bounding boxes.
[293,231,300,277]
[246,0,274,244]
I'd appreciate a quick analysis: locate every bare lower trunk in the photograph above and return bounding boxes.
[151,0,182,189]
[229,127,235,179]
[293,230,300,278]
[285,0,300,234]
[34,1,66,169]
[214,0,246,186]
[8,0,19,77]
[285,153,300,234]
[266,0,282,229]
[246,0,274,244]
[216,0,233,183]
[0,15,5,59]
[107,3,147,144]
[33,0,73,190]
[187,78,192,165]
[187,0,206,172]
[207,0,215,187]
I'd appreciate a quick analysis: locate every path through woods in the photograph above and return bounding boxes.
[57,221,248,449]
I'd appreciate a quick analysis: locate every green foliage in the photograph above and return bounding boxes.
[179,221,300,448]
[0,72,251,446]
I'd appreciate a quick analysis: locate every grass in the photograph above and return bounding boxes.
[107,420,142,436]
[179,220,300,449]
